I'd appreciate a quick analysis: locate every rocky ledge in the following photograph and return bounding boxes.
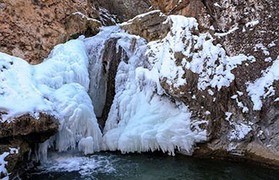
[0,113,58,178]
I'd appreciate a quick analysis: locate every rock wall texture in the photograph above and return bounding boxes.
[149,0,279,167]
[0,0,103,64]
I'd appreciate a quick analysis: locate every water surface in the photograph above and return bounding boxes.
[25,152,278,180]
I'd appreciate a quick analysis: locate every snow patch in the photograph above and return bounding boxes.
[245,20,259,28]
[229,122,252,141]
[0,147,19,180]
[215,26,239,37]
[247,56,279,110]
[254,43,270,56]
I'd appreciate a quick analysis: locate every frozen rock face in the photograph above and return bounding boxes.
[146,0,279,166]
[98,26,207,156]
[0,0,104,64]
[86,27,129,128]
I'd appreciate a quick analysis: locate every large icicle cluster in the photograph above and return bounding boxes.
[101,26,207,155]
[0,39,102,159]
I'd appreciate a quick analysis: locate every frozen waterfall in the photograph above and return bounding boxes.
[0,16,209,161]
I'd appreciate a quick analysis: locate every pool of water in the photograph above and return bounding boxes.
[24,152,278,180]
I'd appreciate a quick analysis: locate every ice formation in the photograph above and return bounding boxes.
[0,151,9,179]
[102,19,208,155]
[0,39,102,159]
[85,26,121,118]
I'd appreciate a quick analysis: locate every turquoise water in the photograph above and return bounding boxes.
[24,152,278,180]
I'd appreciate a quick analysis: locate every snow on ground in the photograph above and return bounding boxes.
[0,39,102,159]
[147,15,255,92]
[247,56,279,110]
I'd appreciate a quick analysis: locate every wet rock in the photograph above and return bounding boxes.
[0,113,58,141]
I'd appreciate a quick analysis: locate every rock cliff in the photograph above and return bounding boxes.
[148,0,279,166]
[0,0,106,64]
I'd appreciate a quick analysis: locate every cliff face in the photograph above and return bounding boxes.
[118,0,279,166]
[0,0,103,64]
[147,0,279,166]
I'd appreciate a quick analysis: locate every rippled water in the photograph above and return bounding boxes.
[24,152,278,180]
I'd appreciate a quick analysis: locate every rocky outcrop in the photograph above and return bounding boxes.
[96,0,151,21]
[0,0,103,64]
[150,0,212,30]
[121,10,170,41]
[0,113,59,177]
